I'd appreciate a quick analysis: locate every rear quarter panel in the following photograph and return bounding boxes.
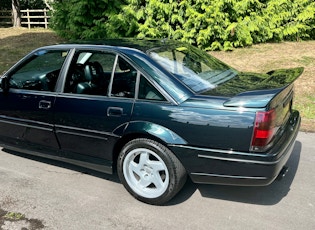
[131,100,255,152]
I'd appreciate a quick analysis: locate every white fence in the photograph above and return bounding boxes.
[0,9,51,29]
[0,10,11,26]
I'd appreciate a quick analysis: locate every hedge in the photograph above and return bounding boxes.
[52,0,315,50]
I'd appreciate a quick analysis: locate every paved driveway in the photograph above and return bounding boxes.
[0,132,314,230]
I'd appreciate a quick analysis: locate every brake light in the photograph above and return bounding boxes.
[251,109,276,151]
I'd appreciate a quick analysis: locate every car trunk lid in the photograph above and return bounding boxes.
[202,67,303,152]
[203,67,303,107]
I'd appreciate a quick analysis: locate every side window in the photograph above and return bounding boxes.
[65,51,115,95]
[9,50,69,91]
[110,57,137,98]
[138,75,165,101]
[88,53,116,72]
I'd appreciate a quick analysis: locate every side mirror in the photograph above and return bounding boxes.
[1,77,10,94]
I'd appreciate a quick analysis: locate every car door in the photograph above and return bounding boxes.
[53,50,137,163]
[0,48,70,151]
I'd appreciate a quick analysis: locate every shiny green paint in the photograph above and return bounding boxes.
[206,67,304,108]
[122,121,187,145]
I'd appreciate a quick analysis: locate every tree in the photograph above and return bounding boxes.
[51,0,134,39]
[12,0,21,27]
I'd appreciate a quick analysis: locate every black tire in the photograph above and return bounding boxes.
[117,138,187,205]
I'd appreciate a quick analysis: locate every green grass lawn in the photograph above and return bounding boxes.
[1,28,314,132]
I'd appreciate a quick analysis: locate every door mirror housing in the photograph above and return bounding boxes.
[1,77,10,93]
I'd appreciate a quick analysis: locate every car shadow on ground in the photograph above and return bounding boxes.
[2,148,121,183]
[168,141,302,206]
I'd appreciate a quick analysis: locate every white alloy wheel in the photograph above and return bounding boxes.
[117,138,187,205]
[123,147,169,198]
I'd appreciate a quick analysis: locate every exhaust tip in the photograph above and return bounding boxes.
[277,166,289,181]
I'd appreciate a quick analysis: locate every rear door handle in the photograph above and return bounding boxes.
[107,107,123,117]
[39,100,51,110]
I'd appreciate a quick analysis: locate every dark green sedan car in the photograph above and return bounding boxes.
[0,39,301,205]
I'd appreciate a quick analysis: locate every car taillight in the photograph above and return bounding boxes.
[251,109,276,151]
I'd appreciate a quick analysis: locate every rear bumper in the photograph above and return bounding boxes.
[170,111,300,186]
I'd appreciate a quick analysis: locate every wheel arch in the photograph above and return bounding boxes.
[112,121,187,172]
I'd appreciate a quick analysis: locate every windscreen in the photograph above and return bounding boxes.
[148,44,237,93]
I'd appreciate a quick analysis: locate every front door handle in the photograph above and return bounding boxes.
[39,100,51,110]
[107,107,123,117]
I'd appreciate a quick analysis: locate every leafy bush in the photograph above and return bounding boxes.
[130,0,315,50]
[52,0,315,50]
[51,0,132,39]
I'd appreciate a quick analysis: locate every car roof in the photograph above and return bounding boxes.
[42,38,182,53]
